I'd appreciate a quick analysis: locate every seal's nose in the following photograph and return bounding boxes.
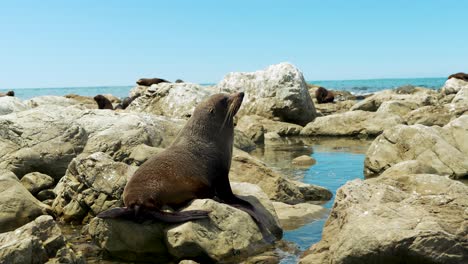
[239,92,244,98]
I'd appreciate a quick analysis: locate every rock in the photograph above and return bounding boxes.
[441,77,468,95]
[300,111,404,138]
[0,215,83,264]
[216,63,317,126]
[165,182,282,262]
[124,144,165,166]
[394,85,418,94]
[24,96,81,108]
[234,129,257,152]
[127,83,212,119]
[230,149,331,204]
[452,86,468,104]
[272,201,328,230]
[36,189,56,201]
[364,115,468,179]
[264,132,281,140]
[376,100,419,117]
[20,172,55,195]
[236,115,303,142]
[291,155,316,166]
[313,100,356,116]
[0,106,184,179]
[102,94,121,104]
[52,152,137,223]
[0,96,29,115]
[64,94,97,109]
[290,180,333,201]
[300,174,468,264]
[128,85,149,98]
[88,182,282,263]
[0,170,50,233]
[379,160,438,177]
[88,217,170,263]
[404,103,468,126]
[350,88,438,112]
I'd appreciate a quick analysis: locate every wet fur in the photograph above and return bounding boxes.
[315,87,335,103]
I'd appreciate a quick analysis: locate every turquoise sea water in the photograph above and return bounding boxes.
[0,77,446,100]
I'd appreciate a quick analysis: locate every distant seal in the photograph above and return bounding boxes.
[315,87,334,103]
[93,94,114,109]
[114,95,138,110]
[175,79,184,83]
[136,78,170,86]
[448,72,468,82]
[0,90,14,97]
[98,92,281,239]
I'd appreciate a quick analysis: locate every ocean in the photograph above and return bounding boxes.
[1,77,447,100]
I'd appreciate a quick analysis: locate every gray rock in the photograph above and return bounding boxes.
[20,172,55,195]
[0,170,50,233]
[404,103,468,126]
[52,152,137,223]
[216,63,317,126]
[0,215,83,264]
[237,115,303,139]
[36,189,56,201]
[291,155,316,167]
[166,182,282,262]
[313,100,356,116]
[300,174,468,264]
[376,100,419,117]
[441,77,468,95]
[350,88,438,112]
[300,111,404,138]
[124,144,165,166]
[272,201,328,231]
[0,96,29,115]
[452,86,468,104]
[364,115,468,179]
[24,96,81,108]
[127,83,212,119]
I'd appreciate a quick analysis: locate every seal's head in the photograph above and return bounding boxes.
[6,91,14,96]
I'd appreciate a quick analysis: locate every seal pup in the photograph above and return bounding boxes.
[136,78,169,86]
[98,92,281,239]
[315,87,335,103]
[93,94,114,109]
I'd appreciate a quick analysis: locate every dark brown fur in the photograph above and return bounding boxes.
[93,94,114,109]
[315,87,335,103]
[0,90,14,97]
[136,78,170,86]
[98,92,282,240]
[448,72,468,82]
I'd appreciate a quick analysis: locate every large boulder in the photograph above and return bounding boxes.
[441,77,468,95]
[300,111,404,138]
[0,106,183,179]
[300,174,468,264]
[88,182,282,263]
[52,152,137,223]
[230,149,332,204]
[350,88,438,112]
[0,215,83,264]
[20,172,55,195]
[0,96,29,115]
[215,63,317,126]
[127,83,211,119]
[364,115,468,179]
[0,170,50,233]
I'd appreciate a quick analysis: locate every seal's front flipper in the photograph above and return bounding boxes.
[145,210,210,223]
[97,207,133,219]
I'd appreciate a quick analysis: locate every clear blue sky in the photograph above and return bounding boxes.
[1,0,467,89]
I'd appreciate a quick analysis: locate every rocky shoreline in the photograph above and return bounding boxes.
[0,63,466,263]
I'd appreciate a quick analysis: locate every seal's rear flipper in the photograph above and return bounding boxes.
[145,210,210,223]
[97,207,134,219]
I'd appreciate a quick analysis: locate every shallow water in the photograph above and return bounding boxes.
[251,138,371,263]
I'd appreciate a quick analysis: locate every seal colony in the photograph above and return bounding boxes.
[98,92,281,238]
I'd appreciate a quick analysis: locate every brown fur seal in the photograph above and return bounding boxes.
[136,78,169,86]
[448,72,468,82]
[0,90,14,97]
[98,92,281,239]
[94,94,114,109]
[114,95,138,110]
[315,87,335,103]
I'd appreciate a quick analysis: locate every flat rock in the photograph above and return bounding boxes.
[0,96,29,115]
[272,201,328,230]
[300,111,404,138]
[404,103,468,126]
[291,155,316,167]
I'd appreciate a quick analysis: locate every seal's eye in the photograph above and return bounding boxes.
[221,97,228,107]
